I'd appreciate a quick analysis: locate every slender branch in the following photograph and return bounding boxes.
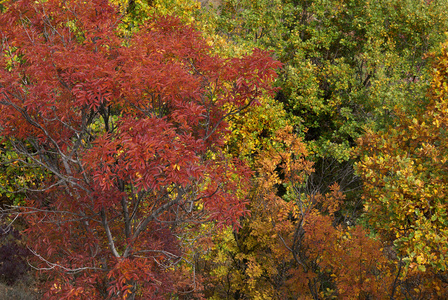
[390,257,403,300]
[101,208,121,258]
[120,188,131,239]
[27,247,102,273]
[123,192,184,258]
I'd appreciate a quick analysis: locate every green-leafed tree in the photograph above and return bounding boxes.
[209,0,448,207]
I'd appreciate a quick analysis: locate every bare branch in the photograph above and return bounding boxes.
[27,247,102,274]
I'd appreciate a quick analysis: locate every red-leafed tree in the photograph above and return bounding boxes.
[0,0,280,298]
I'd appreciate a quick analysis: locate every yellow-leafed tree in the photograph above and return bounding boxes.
[356,39,448,298]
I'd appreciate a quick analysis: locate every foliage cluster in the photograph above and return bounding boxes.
[356,39,448,298]
[1,0,448,299]
[0,0,278,298]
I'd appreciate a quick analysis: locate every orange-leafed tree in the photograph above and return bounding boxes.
[201,99,394,299]
[0,0,280,298]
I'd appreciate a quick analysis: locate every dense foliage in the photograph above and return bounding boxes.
[1,0,448,299]
[356,40,448,298]
[0,0,279,298]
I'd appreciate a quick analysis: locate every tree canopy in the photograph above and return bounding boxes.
[1,0,448,299]
[0,0,279,298]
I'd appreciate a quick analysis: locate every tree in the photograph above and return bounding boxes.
[213,0,448,145]
[0,0,280,298]
[207,1,448,219]
[196,99,394,298]
[355,39,448,298]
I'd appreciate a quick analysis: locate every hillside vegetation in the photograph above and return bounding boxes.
[1,0,448,299]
